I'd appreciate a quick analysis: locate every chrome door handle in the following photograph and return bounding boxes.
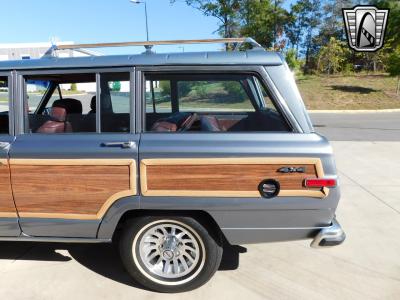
[102,141,136,149]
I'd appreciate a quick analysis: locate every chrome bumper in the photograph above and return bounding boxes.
[311,218,346,248]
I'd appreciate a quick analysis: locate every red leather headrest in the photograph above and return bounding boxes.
[151,121,178,132]
[50,107,67,122]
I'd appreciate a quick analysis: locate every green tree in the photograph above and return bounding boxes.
[317,37,351,74]
[239,0,287,49]
[314,0,354,47]
[387,46,400,94]
[285,0,321,71]
[111,81,121,92]
[171,0,241,49]
[372,0,400,48]
[285,48,301,71]
[159,80,171,98]
[70,83,77,91]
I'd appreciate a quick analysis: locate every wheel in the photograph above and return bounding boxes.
[119,216,223,293]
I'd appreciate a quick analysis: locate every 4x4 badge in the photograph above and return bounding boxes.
[342,5,389,52]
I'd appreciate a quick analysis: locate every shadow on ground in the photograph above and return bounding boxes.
[330,85,379,94]
[0,241,245,290]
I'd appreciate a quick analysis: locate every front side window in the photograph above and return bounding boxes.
[0,76,9,134]
[144,73,290,133]
[24,72,131,134]
[25,73,97,133]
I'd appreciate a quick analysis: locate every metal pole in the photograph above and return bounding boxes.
[144,1,149,41]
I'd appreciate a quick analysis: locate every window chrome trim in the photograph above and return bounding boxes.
[14,67,135,135]
[135,65,301,133]
[0,71,13,136]
[95,73,101,133]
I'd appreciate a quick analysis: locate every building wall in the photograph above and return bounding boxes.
[0,42,92,60]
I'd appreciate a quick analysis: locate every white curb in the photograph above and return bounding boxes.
[309,109,400,113]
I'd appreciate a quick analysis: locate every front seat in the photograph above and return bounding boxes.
[89,96,96,114]
[200,115,222,132]
[52,98,83,114]
[36,107,72,133]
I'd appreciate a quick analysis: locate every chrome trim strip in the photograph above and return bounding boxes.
[0,236,111,243]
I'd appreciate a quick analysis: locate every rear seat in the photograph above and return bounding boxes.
[151,121,178,132]
[150,112,192,132]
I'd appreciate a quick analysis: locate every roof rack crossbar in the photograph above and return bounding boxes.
[42,37,262,58]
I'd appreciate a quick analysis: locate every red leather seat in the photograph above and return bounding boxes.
[36,107,72,133]
[151,121,178,132]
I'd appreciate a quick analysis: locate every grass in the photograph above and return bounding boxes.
[296,73,400,110]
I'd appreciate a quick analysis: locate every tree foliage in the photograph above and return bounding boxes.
[171,0,241,39]
[173,0,400,76]
[387,45,400,94]
[285,48,301,71]
[317,37,351,74]
[239,0,287,49]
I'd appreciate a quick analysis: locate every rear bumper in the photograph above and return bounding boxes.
[310,218,345,248]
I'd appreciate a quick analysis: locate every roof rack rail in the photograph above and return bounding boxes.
[43,37,262,58]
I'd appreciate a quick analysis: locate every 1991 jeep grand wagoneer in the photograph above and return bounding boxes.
[0,38,345,293]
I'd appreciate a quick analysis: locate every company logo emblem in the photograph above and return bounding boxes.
[342,6,389,52]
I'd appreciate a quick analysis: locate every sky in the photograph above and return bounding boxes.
[0,0,297,55]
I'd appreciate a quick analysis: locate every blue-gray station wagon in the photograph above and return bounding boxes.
[0,38,345,293]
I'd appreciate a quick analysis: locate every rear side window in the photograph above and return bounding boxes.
[177,80,254,112]
[144,73,290,133]
[0,76,9,134]
[145,80,172,114]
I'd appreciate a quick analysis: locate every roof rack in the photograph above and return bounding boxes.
[43,37,263,58]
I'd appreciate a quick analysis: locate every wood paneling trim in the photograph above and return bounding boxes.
[0,159,18,218]
[0,212,18,218]
[141,157,328,198]
[10,159,137,220]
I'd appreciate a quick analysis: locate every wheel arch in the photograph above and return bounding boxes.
[97,197,226,245]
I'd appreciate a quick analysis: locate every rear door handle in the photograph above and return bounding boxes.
[102,141,136,149]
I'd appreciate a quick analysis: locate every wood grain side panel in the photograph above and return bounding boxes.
[141,158,326,198]
[12,165,130,215]
[0,162,18,216]
[146,164,317,191]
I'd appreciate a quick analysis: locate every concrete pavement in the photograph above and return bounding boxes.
[310,112,400,141]
[0,140,399,299]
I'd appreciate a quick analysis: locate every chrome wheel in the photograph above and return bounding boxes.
[133,220,206,284]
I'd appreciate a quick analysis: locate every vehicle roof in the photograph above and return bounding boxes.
[0,49,283,71]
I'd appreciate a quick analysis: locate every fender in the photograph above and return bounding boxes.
[97,196,140,239]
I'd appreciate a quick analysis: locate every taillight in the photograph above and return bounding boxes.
[304,178,337,188]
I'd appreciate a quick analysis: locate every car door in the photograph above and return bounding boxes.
[0,72,20,236]
[8,68,139,238]
[138,66,339,244]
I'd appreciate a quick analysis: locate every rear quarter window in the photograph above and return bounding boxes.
[144,73,291,133]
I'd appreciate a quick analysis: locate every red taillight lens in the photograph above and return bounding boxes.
[304,178,337,188]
